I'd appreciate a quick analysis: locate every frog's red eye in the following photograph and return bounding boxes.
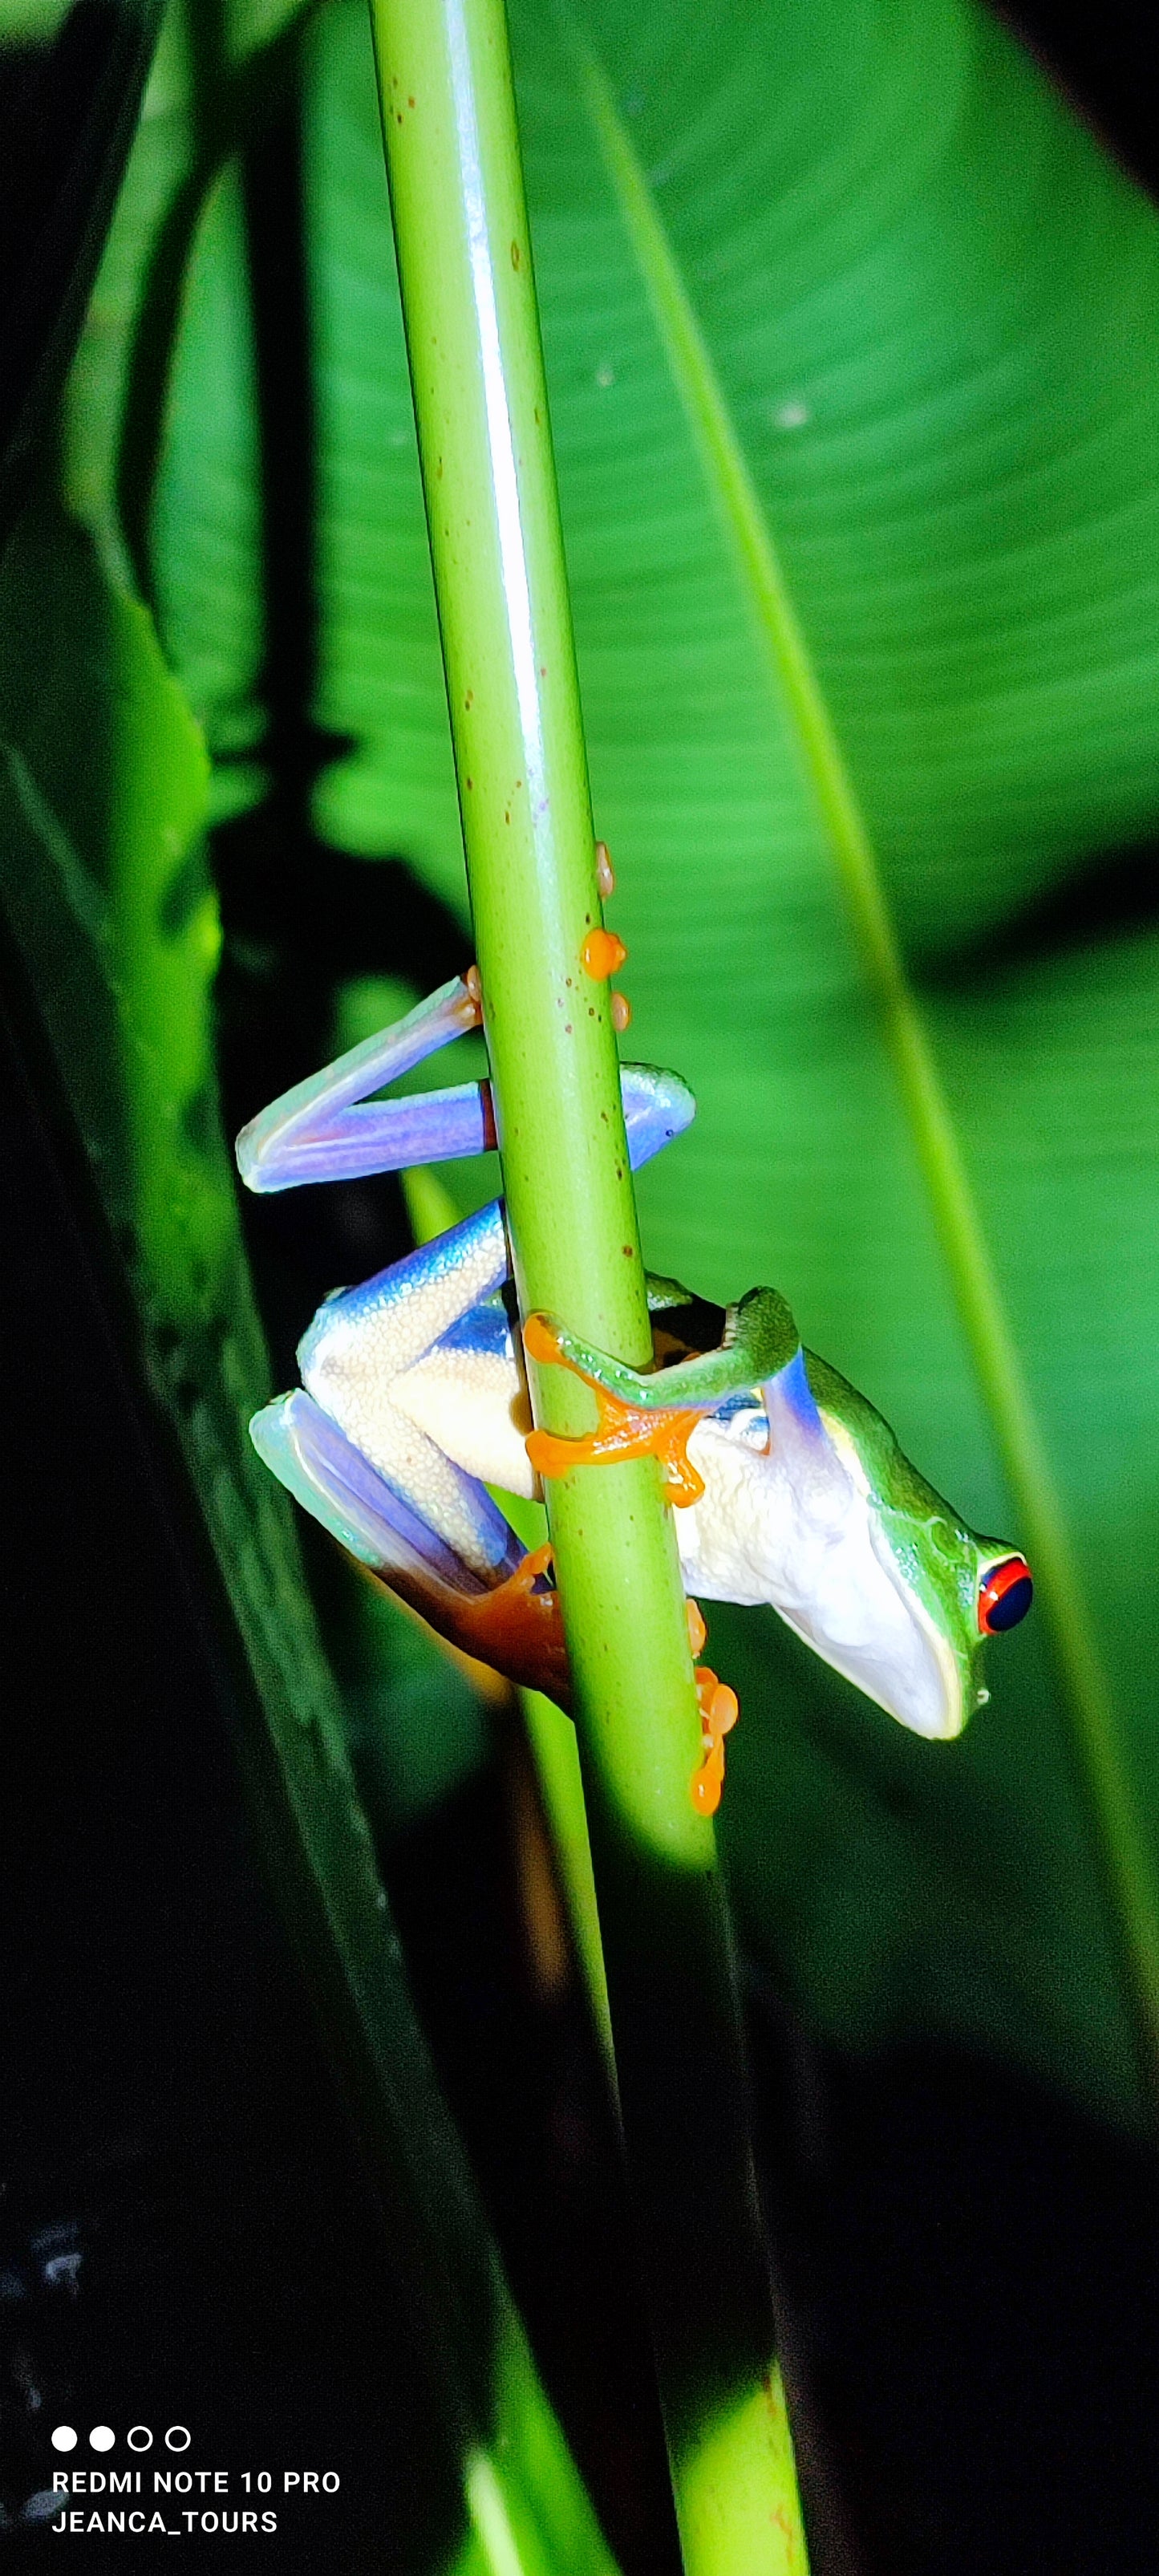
[979,1556,1033,1634]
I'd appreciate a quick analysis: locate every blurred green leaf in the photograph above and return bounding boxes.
[76,0,1159,2126]
[0,495,622,2574]
[63,0,320,587]
[0,0,165,538]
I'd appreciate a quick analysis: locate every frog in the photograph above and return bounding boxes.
[235,968,1031,1809]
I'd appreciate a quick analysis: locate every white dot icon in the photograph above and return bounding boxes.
[51,2426,77,2452]
[90,2426,115,2452]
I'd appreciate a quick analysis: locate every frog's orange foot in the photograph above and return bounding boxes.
[504,1540,556,1596]
[453,1543,570,1708]
[523,1312,706,1506]
[691,1662,740,1817]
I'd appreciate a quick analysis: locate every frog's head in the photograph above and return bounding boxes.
[796,1358,1033,1741]
[869,1501,1033,1739]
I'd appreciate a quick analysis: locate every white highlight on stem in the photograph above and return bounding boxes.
[445,0,548,818]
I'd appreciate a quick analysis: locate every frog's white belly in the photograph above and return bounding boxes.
[391,1338,960,1739]
[676,1412,959,1738]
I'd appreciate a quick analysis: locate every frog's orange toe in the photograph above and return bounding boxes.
[525,1422,590,1481]
[691,1664,740,1816]
[582,927,627,981]
[522,1311,564,1368]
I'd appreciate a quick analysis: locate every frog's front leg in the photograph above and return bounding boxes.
[523,1296,792,1814]
[525,1285,800,1503]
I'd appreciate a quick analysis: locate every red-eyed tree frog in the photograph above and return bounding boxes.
[236,970,1031,1811]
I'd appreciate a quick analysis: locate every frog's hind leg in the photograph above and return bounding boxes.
[284,1193,520,1581]
[236,968,695,1195]
[255,1391,569,1706]
[253,1386,510,1586]
[236,975,695,1689]
[236,972,490,1191]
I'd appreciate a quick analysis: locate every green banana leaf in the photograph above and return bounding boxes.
[0,484,623,2576]
[67,0,1159,2130]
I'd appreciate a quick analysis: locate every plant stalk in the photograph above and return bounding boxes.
[366,0,808,2563]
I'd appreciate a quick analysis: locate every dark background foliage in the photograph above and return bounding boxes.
[2,3,1158,2570]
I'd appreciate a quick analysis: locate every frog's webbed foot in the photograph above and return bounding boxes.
[523,1284,799,1501]
[452,1542,570,1707]
[522,1312,707,1505]
[253,1391,569,1707]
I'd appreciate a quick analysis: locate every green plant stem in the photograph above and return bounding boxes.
[573,27,1159,2113]
[521,1682,613,2063]
[367,0,808,2562]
